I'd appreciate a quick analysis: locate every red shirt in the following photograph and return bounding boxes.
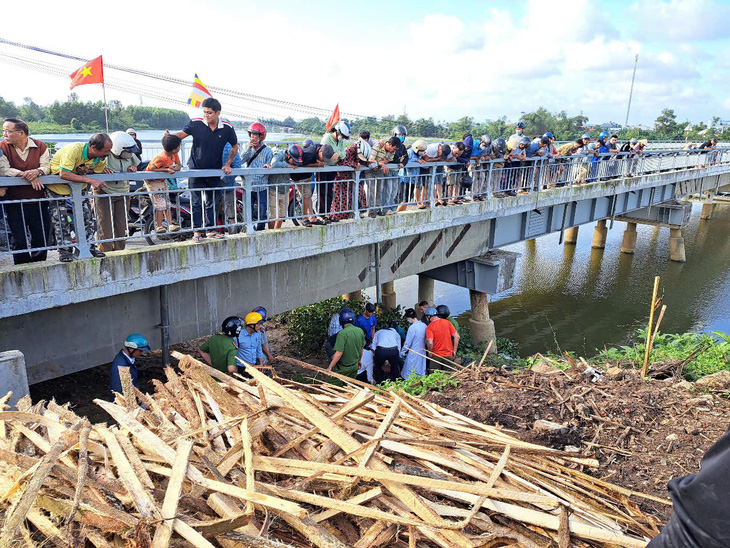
[426,318,456,357]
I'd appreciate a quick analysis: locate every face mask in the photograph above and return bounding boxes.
[516,129,523,135]
[397,135,405,143]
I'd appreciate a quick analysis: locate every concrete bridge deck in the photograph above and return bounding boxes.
[2,158,730,384]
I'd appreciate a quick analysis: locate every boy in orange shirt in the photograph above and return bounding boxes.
[145,134,182,233]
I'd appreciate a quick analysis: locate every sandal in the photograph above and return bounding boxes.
[311,218,325,226]
[206,231,224,239]
[302,220,312,227]
[59,253,74,263]
[192,233,205,242]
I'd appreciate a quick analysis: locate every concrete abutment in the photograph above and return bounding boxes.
[592,220,608,249]
[669,228,686,263]
[621,222,638,254]
[468,290,496,353]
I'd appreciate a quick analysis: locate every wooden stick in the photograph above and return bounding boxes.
[648,304,668,356]
[151,438,194,548]
[641,276,660,377]
[241,418,254,515]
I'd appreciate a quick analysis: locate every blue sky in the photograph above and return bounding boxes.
[1,0,728,127]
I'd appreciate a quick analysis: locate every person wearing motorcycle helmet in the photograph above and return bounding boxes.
[145,134,182,235]
[241,122,273,232]
[436,304,459,331]
[391,125,408,142]
[126,128,143,162]
[200,317,243,374]
[426,305,460,373]
[234,311,265,375]
[388,126,409,212]
[110,334,151,398]
[509,121,527,145]
[286,142,322,226]
[327,307,366,381]
[488,137,509,196]
[252,307,275,364]
[93,131,142,252]
[422,306,438,325]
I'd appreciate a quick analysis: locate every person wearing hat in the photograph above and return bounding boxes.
[405,139,428,209]
[126,128,143,163]
[110,334,151,398]
[252,306,275,365]
[236,312,265,375]
[319,122,349,221]
[422,143,451,206]
[330,141,370,220]
[327,308,366,381]
[699,137,717,150]
[355,302,377,339]
[200,316,244,374]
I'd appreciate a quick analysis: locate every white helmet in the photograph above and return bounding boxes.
[357,140,372,162]
[334,120,351,138]
[110,131,139,157]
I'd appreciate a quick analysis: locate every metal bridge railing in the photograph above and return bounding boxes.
[0,148,727,263]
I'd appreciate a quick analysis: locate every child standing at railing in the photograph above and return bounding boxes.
[145,134,182,233]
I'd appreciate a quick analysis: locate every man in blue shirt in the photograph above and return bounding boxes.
[221,142,242,229]
[355,302,377,339]
[236,311,264,375]
[168,98,238,242]
[110,334,150,399]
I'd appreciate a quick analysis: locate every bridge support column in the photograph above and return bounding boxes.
[342,290,362,301]
[669,228,686,263]
[621,222,638,254]
[592,220,608,249]
[381,281,397,311]
[564,226,579,245]
[418,275,434,307]
[468,290,496,353]
[701,203,715,220]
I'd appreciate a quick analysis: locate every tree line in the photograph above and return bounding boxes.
[0,94,190,133]
[0,95,725,142]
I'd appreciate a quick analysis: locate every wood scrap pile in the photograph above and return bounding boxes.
[0,352,662,548]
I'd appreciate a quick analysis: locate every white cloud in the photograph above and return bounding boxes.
[627,0,730,41]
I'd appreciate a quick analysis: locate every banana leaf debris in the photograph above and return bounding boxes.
[0,352,665,547]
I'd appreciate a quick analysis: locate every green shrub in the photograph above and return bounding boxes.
[283,295,409,357]
[380,371,458,397]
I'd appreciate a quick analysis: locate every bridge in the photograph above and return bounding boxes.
[1,147,729,389]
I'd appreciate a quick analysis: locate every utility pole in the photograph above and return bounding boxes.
[625,54,638,128]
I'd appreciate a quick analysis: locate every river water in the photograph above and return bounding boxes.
[369,203,730,356]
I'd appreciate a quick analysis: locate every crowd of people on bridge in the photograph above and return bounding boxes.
[0,97,723,265]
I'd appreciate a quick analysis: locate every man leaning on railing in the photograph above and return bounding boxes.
[48,133,112,262]
[0,118,52,264]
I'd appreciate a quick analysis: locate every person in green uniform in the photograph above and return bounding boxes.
[199,316,243,374]
[326,309,366,380]
[437,304,459,331]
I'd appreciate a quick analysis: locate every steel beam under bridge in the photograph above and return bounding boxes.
[421,251,519,294]
[615,202,692,228]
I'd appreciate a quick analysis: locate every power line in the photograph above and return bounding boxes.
[0,37,366,120]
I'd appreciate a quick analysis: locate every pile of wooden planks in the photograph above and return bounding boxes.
[0,352,665,547]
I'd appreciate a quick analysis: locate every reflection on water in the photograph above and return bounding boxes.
[383,203,730,357]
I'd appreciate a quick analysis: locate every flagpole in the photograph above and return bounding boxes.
[102,82,109,133]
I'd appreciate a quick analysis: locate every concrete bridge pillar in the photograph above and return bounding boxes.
[418,275,434,307]
[343,290,362,301]
[669,228,686,263]
[591,220,608,249]
[468,290,496,353]
[701,203,715,220]
[381,281,397,311]
[621,222,638,254]
[564,226,579,245]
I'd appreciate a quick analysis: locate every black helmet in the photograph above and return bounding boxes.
[540,136,551,145]
[436,304,450,318]
[222,316,244,337]
[391,125,408,137]
[493,138,507,155]
[516,121,526,129]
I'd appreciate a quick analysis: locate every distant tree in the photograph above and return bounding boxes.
[449,116,474,139]
[0,96,18,118]
[282,116,296,127]
[654,108,680,137]
[19,97,43,122]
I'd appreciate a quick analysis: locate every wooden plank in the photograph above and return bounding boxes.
[151,438,194,548]
[0,419,82,545]
[172,519,217,548]
[254,456,557,507]
[311,487,383,523]
[100,427,160,520]
[241,418,254,515]
[243,366,475,548]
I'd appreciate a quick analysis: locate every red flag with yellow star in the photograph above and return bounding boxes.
[69,56,104,89]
